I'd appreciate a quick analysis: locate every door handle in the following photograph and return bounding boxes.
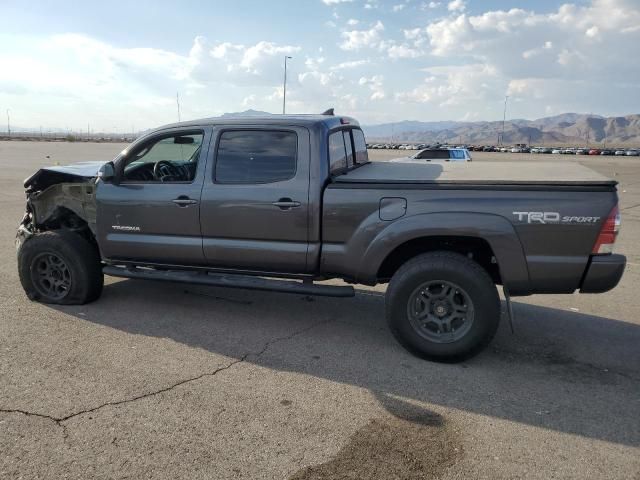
[172,196,198,207]
[272,198,301,210]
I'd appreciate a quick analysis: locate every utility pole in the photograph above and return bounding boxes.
[282,56,292,114]
[6,109,10,137]
[501,95,509,145]
[176,92,182,122]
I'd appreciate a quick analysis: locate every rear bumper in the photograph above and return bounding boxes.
[580,254,626,293]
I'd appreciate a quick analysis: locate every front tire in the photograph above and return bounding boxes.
[18,230,104,305]
[385,251,500,362]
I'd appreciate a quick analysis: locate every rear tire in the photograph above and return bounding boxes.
[18,230,104,305]
[385,251,500,362]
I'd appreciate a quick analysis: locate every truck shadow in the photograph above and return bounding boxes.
[53,278,640,447]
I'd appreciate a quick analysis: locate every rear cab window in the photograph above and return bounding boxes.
[328,128,368,175]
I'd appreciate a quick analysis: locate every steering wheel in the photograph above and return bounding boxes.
[153,160,182,181]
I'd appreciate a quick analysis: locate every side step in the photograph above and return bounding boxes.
[103,266,355,298]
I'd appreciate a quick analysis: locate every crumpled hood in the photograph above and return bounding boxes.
[24,161,107,191]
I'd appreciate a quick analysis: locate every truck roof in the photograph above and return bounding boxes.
[152,114,359,133]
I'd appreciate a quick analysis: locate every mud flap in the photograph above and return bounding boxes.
[503,286,515,334]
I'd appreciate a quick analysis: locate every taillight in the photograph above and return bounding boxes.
[592,205,621,254]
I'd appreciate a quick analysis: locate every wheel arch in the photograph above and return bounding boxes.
[358,212,531,295]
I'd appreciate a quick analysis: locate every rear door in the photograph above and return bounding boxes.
[199,126,311,273]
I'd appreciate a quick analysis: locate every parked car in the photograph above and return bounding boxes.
[589,149,601,155]
[600,150,613,156]
[391,147,473,162]
[626,150,639,156]
[615,150,627,156]
[16,113,625,362]
[552,149,562,154]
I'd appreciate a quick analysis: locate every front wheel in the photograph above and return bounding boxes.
[18,230,104,305]
[385,251,500,362]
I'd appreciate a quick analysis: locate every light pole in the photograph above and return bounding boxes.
[176,91,181,122]
[283,56,292,114]
[501,95,509,145]
[6,109,10,137]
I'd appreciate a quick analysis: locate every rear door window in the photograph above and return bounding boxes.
[215,130,297,183]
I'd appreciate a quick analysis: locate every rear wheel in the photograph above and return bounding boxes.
[18,230,103,305]
[385,251,500,362]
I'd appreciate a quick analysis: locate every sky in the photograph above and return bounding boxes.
[0,0,639,132]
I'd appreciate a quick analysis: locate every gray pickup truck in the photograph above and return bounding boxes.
[16,113,626,361]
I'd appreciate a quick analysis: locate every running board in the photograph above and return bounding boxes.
[103,266,355,298]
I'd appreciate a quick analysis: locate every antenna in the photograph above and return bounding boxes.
[176,92,182,122]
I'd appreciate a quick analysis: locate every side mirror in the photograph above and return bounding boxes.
[97,162,117,184]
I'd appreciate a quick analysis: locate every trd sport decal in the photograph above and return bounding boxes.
[513,212,600,224]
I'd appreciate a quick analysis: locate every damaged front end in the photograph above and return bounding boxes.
[17,162,104,250]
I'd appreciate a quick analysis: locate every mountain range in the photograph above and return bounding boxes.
[363,113,640,146]
[9,110,636,146]
[220,110,640,146]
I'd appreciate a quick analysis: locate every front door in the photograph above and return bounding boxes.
[96,128,210,265]
[199,126,310,273]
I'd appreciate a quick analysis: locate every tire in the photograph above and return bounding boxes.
[18,230,104,305]
[385,251,500,362]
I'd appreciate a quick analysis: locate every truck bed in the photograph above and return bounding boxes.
[333,161,616,187]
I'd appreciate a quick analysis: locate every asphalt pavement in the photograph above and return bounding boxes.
[0,141,638,479]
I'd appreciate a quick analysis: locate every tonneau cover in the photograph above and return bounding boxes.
[333,161,616,186]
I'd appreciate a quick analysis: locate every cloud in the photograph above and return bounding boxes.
[387,44,423,58]
[321,0,353,4]
[420,0,640,81]
[2,0,639,129]
[447,0,465,12]
[187,37,301,87]
[392,4,405,12]
[391,0,640,121]
[242,94,256,106]
[359,75,385,100]
[396,64,501,107]
[340,21,384,50]
[330,59,370,70]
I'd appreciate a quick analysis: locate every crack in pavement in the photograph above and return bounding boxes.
[0,317,334,439]
[620,202,640,212]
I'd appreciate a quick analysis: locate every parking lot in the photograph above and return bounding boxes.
[1,141,639,479]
